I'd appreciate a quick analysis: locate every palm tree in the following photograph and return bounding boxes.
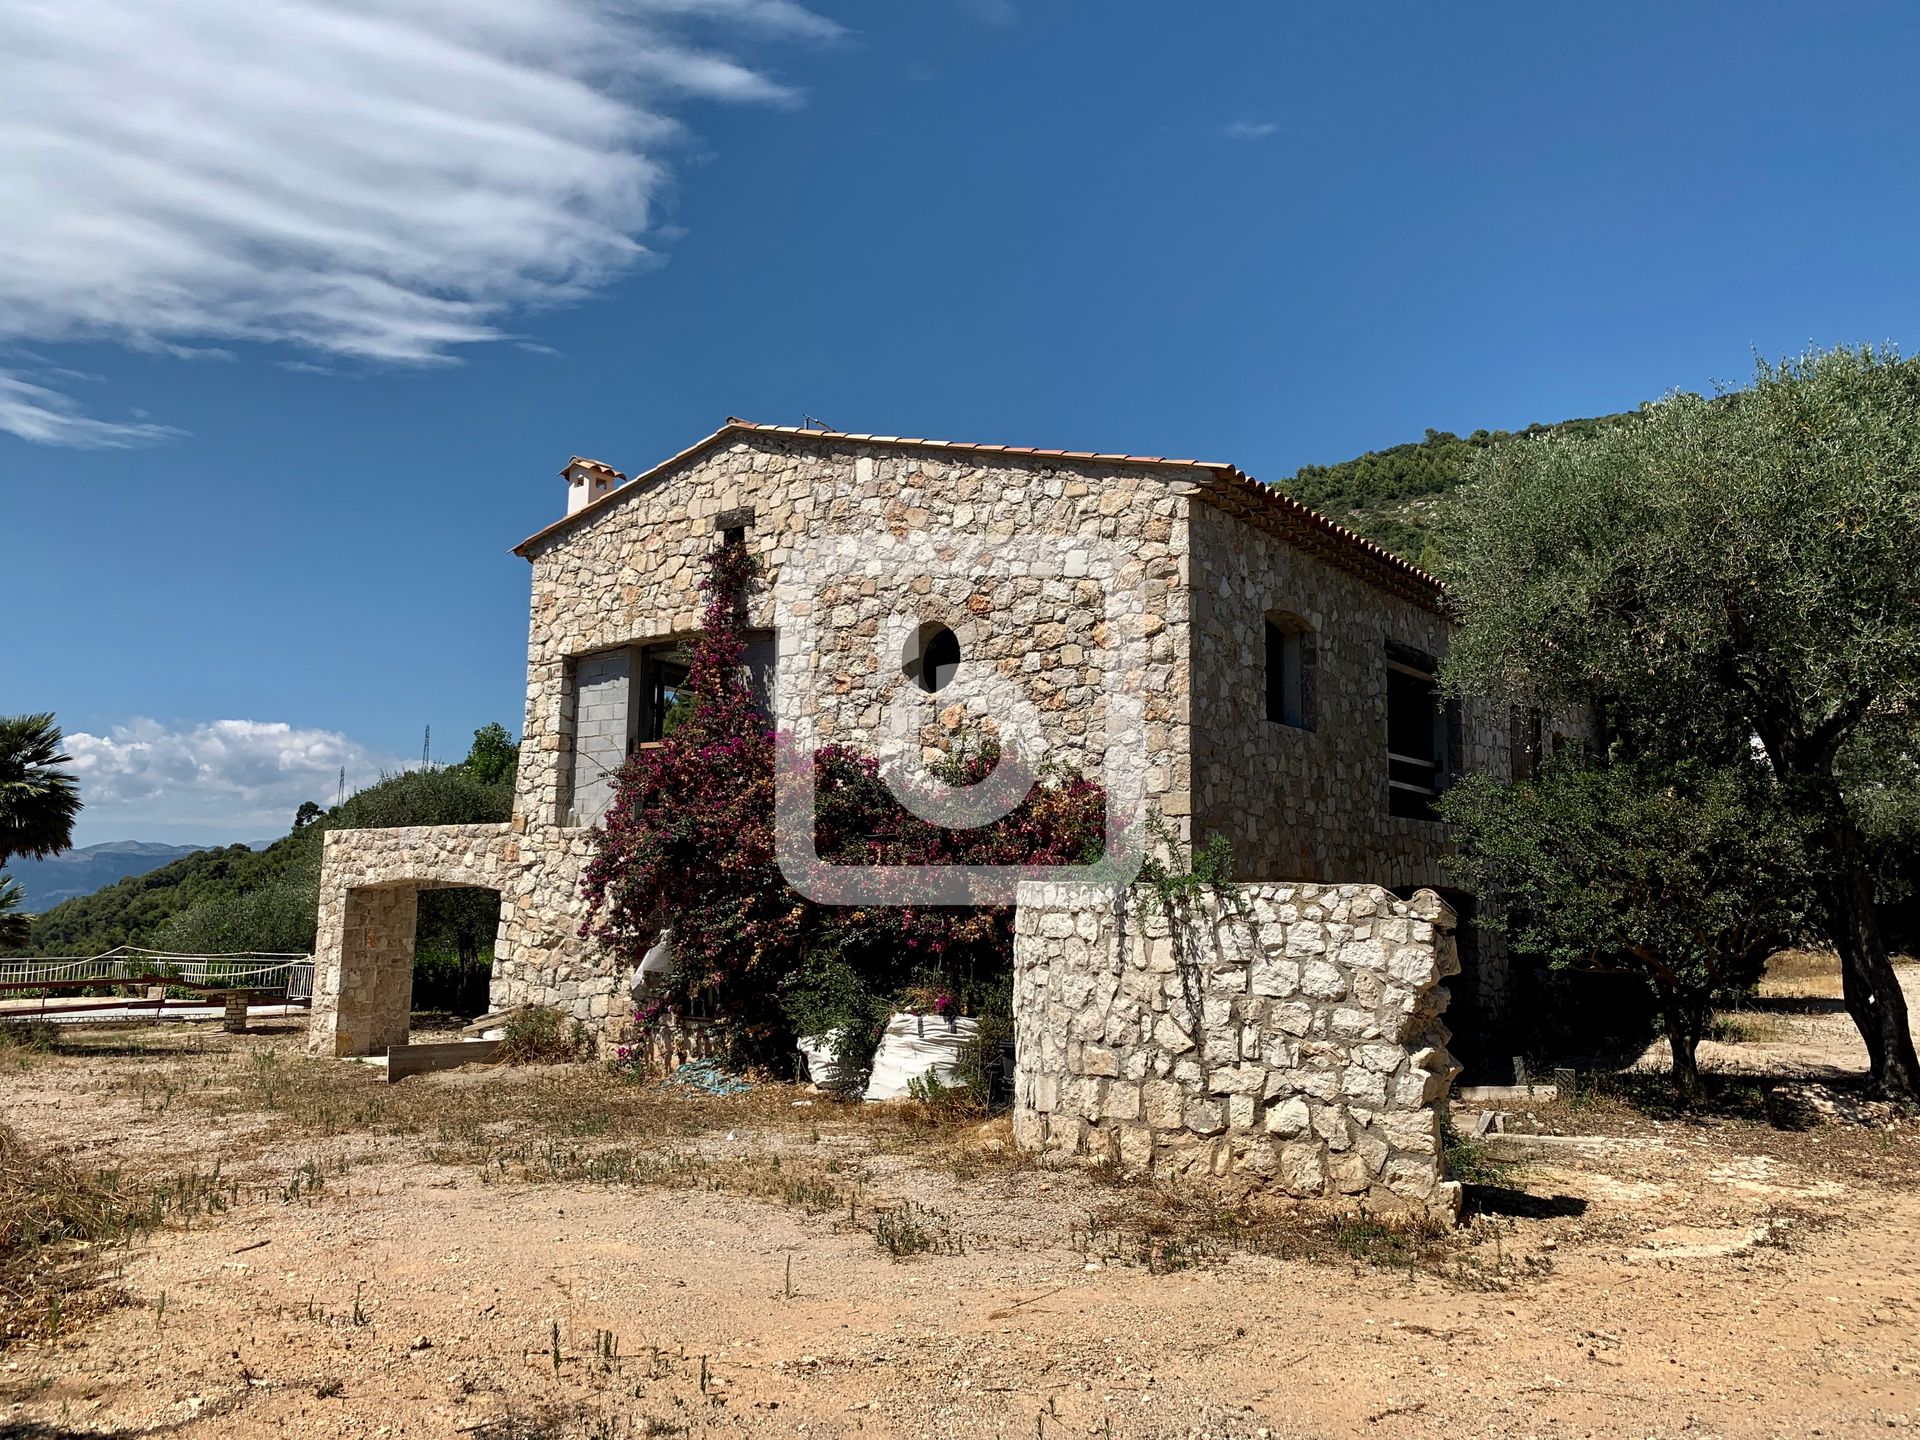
[0,713,81,867]
[0,874,26,949]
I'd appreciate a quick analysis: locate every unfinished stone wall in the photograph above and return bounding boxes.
[308,822,605,1056]
[1012,879,1463,1217]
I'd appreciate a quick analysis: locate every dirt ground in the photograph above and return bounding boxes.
[4,957,1919,1439]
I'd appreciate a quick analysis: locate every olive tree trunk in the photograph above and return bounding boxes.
[1657,985,1707,1102]
[1822,811,1920,1103]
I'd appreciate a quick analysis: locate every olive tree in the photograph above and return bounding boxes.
[1440,346,1920,1099]
[1443,760,1812,1098]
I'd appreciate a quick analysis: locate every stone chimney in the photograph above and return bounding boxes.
[563,457,625,516]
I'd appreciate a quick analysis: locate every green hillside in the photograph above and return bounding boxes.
[20,725,518,967]
[1277,411,1637,567]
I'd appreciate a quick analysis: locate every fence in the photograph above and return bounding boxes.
[0,946,315,1004]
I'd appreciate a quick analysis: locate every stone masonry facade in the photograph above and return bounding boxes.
[310,420,1576,1095]
[1012,880,1463,1217]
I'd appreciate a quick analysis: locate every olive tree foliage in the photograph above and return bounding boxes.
[1438,346,1920,1099]
[461,723,519,787]
[1443,760,1813,1097]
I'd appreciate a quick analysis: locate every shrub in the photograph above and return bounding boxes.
[1443,757,1812,1099]
[581,541,1107,1070]
[410,949,492,1017]
[496,1006,591,1065]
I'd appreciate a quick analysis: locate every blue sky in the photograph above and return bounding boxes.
[8,0,1918,844]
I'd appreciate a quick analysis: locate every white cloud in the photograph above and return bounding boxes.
[0,0,838,444]
[0,371,184,448]
[64,718,406,839]
[1221,120,1281,141]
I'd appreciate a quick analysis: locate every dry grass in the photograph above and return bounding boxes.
[1763,947,1845,985]
[1058,1176,1536,1286]
[495,1006,596,1065]
[1523,1071,1920,1186]
[0,1019,58,1072]
[1761,946,1919,999]
[0,1123,238,1349]
[1705,1011,1795,1045]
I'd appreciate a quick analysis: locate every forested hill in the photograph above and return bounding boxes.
[16,724,519,958]
[1276,411,1636,567]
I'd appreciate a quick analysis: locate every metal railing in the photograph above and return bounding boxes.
[0,946,314,1003]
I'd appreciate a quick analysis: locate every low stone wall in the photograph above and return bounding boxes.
[1011,880,1463,1217]
[612,1014,726,1075]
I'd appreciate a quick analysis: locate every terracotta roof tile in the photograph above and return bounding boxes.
[562,456,625,481]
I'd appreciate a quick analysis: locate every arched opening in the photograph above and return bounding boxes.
[903,621,962,693]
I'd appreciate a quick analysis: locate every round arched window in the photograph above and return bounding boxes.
[903,621,961,693]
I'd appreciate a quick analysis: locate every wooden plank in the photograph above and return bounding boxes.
[385,1038,502,1083]
[460,1006,529,1038]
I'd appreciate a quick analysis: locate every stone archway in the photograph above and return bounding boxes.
[307,824,518,1057]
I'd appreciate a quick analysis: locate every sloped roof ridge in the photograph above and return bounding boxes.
[513,419,1445,607]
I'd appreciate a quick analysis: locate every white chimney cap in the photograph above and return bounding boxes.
[562,456,625,515]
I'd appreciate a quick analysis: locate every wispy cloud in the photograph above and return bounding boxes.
[65,718,407,839]
[958,0,1019,26]
[1221,120,1282,141]
[0,372,183,449]
[0,0,838,446]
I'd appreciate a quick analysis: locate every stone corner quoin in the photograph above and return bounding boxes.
[1011,879,1465,1218]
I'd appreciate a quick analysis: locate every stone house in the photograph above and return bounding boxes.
[309,419,1571,1075]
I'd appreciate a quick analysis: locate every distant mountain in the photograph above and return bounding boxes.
[6,841,207,912]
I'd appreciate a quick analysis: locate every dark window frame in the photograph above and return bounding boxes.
[1385,643,1460,822]
[1263,612,1317,730]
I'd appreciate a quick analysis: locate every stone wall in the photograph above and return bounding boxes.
[1185,496,1593,1057]
[493,431,1202,1019]
[1186,496,1501,889]
[515,432,1197,842]
[308,822,608,1056]
[489,822,608,1023]
[1011,880,1464,1217]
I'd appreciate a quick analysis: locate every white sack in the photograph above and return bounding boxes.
[863,1012,978,1101]
[796,1031,842,1088]
[628,929,676,1001]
